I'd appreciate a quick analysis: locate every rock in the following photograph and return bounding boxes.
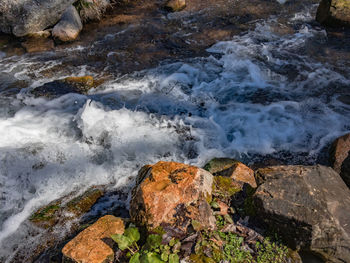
[62,215,124,263]
[27,30,51,39]
[0,0,75,37]
[212,175,242,202]
[253,165,350,263]
[165,0,186,12]
[316,0,350,27]
[30,187,104,229]
[130,161,215,231]
[52,5,83,42]
[21,37,55,53]
[204,158,257,188]
[32,76,96,97]
[330,133,350,187]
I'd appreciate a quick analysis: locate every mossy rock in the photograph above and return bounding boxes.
[212,176,241,199]
[30,203,61,228]
[32,75,98,97]
[67,188,103,216]
[63,76,95,91]
[30,187,104,229]
[204,158,240,175]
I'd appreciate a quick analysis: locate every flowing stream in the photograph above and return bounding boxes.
[0,3,350,262]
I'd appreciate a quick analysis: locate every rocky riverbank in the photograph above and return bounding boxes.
[1,0,350,262]
[15,133,347,263]
[29,156,348,262]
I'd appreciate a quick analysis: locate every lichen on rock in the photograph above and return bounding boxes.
[130,161,216,231]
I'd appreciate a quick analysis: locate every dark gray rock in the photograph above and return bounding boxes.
[253,165,350,263]
[0,0,75,37]
[52,5,83,42]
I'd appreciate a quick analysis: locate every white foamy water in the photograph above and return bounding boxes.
[0,9,350,262]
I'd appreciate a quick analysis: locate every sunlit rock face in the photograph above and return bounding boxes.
[62,215,125,263]
[0,0,75,36]
[130,161,216,231]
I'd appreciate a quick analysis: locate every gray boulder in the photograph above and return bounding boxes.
[52,5,83,42]
[253,165,350,263]
[0,0,75,37]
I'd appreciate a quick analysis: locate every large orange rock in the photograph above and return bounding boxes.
[62,215,124,263]
[130,161,215,231]
[204,158,257,188]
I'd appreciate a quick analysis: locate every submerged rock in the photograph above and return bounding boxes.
[0,0,75,37]
[62,215,124,263]
[330,133,350,187]
[316,0,350,27]
[32,75,96,97]
[53,5,83,42]
[165,0,186,12]
[21,37,55,53]
[130,161,215,231]
[253,165,350,263]
[30,187,104,229]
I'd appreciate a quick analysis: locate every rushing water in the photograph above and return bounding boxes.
[0,4,350,262]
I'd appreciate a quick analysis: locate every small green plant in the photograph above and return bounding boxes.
[111,226,180,263]
[112,212,289,263]
[111,226,140,253]
[256,238,289,263]
[217,231,253,262]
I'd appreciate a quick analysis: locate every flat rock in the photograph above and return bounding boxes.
[21,38,54,53]
[32,76,96,97]
[62,215,124,263]
[53,5,83,42]
[130,161,215,231]
[329,133,350,187]
[253,165,350,263]
[30,187,104,229]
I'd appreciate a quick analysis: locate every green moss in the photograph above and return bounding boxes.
[213,176,241,198]
[189,254,215,263]
[191,220,202,232]
[30,204,60,222]
[67,188,103,215]
[205,192,212,204]
[150,225,166,236]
